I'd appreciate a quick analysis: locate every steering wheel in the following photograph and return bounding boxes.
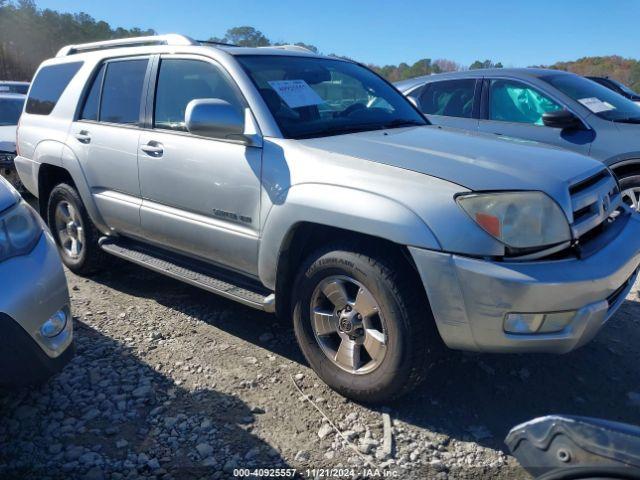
[339,103,367,117]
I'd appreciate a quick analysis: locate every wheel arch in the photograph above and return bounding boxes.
[36,143,108,233]
[258,184,441,317]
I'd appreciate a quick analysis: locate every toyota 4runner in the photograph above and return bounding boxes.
[15,35,640,402]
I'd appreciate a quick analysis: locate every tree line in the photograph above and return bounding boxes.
[2,0,638,94]
[0,1,503,82]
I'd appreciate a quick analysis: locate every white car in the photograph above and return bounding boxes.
[0,93,26,190]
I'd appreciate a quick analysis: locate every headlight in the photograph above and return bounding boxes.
[456,191,571,250]
[0,201,43,262]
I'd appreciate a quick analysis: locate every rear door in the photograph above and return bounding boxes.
[477,77,592,154]
[410,78,480,131]
[70,56,151,235]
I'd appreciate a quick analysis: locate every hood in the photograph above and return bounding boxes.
[298,125,604,194]
[0,177,18,212]
[0,125,17,153]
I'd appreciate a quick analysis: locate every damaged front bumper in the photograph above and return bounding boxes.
[410,211,640,354]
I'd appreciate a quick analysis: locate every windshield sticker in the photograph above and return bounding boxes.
[578,97,616,113]
[268,80,324,108]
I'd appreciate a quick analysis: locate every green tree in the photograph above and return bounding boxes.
[220,26,269,47]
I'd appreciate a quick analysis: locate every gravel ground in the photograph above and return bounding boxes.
[1,257,639,479]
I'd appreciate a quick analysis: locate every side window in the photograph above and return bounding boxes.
[100,59,148,125]
[418,79,476,118]
[80,64,106,121]
[489,79,562,125]
[154,59,242,131]
[25,61,83,115]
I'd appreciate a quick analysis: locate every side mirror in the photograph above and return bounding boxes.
[186,99,256,144]
[542,110,582,129]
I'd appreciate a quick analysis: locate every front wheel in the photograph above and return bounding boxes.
[619,175,640,212]
[292,245,441,403]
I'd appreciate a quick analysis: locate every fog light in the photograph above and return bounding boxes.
[505,311,576,334]
[40,310,68,338]
[504,313,545,334]
[539,311,575,333]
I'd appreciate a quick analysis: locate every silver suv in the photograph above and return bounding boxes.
[15,35,640,402]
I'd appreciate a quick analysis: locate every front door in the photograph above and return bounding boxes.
[477,78,592,154]
[69,57,150,236]
[137,55,262,275]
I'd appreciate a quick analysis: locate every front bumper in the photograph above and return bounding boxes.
[410,213,640,354]
[0,231,73,384]
[0,153,24,192]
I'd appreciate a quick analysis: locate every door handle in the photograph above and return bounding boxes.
[74,130,91,144]
[140,142,164,157]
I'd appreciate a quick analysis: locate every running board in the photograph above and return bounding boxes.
[99,237,275,312]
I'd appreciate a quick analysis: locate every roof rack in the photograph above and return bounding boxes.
[56,34,198,57]
[197,39,239,48]
[263,44,315,53]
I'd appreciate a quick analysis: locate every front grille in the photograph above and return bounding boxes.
[569,169,621,242]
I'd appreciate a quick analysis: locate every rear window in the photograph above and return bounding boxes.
[99,59,148,125]
[25,62,83,115]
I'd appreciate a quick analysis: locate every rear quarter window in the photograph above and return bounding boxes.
[25,62,83,115]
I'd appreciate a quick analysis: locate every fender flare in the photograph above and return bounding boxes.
[34,140,109,233]
[258,183,441,289]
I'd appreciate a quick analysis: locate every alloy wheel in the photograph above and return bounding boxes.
[310,275,387,375]
[622,187,640,212]
[54,200,85,259]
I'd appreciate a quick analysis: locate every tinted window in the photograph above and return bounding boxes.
[544,74,640,122]
[80,64,106,121]
[0,97,25,126]
[154,59,242,131]
[236,55,426,139]
[418,79,476,118]
[25,62,82,115]
[100,59,148,124]
[489,79,562,125]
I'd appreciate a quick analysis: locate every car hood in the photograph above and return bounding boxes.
[298,125,604,194]
[0,178,17,212]
[0,125,17,153]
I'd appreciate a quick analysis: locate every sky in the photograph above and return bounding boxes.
[35,0,640,67]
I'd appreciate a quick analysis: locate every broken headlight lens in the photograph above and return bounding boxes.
[457,191,571,250]
[0,201,42,262]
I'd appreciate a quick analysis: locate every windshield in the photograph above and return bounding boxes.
[543,73,640,122]
[608,78,639,97]
[0,97,24,126]
[236,55,427,139]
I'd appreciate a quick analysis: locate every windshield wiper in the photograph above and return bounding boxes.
[381,119,425,129]
[611,116,640,124]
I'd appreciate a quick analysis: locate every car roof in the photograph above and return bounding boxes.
[394,67,575,92]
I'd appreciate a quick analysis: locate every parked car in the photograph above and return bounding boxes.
[0,80,29,95]
[0,176,73,385]
[587,75,640,104]
[15,35,640,402]
[395,69,640,210]
[0,92,26,191]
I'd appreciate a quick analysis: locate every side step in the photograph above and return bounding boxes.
[99,237,275,312]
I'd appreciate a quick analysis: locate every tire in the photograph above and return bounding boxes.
[619,174,640,212]
[292,243,441,404]
[47,183,107,275]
